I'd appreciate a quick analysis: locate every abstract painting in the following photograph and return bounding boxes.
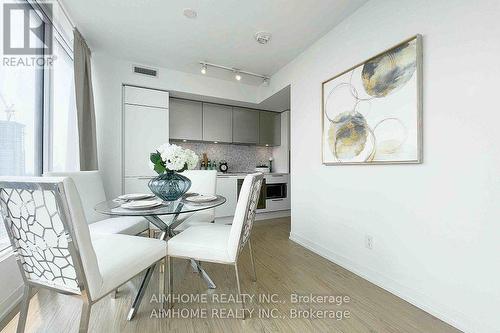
[322,35,422,164]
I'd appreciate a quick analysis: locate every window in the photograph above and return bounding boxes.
[46,36,79,171]
[0,0,44,252]
[0,0,78,253]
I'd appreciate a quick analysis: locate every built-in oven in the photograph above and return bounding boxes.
[237,178,266,209]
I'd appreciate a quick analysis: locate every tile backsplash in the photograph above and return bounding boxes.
[176,142,272,172]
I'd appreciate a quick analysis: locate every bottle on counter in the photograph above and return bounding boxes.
[201,160,206,170]
[269,157,273,173]
[207,160,211,170]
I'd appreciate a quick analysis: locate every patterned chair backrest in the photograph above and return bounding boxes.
[0,177,100,296]
[227,173,264,261]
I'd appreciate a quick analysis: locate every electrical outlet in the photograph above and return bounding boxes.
[365,235,374,250]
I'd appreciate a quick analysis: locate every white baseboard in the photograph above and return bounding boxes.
[215,210,291,224]
[289,232,491,333]
[255,210,290,221]
[0,284,23,325]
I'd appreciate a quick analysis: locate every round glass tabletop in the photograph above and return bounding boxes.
[94,195,226,216]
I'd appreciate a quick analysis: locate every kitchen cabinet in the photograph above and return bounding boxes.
[124,85,169,109]
[232,107,259,144]
[170,98,202,141]
[123,104,169,177]
[203,103,233,143]
[259,111,281,146]
[215,176,238,217]
[123,85,169,194]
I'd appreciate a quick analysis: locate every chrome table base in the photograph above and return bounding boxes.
[127,205,217,320]
[190,259,217,289]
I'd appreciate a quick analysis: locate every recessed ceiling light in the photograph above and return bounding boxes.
[254,31,272,45]
[183,8,197,19]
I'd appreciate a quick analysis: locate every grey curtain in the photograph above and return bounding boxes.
[73,29,98,170]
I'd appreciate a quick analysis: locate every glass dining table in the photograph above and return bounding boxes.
[94,195,226,320]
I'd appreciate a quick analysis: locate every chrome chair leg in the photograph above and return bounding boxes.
[159,258,165,301]
[78,298,92,333]
[16,285,31,333]
[248,239,257,282]
[234,263,245,319]
[166,256,173,309]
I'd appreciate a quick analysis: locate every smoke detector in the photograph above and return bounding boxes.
[183,8,197,19]
[254,31,272,45]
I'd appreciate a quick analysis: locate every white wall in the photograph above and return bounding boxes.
[92,53,261,198]
[262,0,500,332]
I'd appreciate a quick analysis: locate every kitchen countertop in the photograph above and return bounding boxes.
[217,172,289,177]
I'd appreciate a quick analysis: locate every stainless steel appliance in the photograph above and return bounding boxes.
[266,182,287,200]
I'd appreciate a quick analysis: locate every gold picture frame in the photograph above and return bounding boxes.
[321,34,423,165]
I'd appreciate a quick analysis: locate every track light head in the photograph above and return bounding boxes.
[201,63,207,74]
[234,70,242,81]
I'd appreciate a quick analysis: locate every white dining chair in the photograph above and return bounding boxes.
[173,169,217,231]
[44,171,149,236]
[166,173,263,317]
[150,170,218,235]
[0,177,167,333]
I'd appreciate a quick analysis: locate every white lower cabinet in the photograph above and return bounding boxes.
[215,177,238,218]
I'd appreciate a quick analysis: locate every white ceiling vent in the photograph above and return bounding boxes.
[132,65,158,78]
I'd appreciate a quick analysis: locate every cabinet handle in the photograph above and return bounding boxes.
[271,199,284,201]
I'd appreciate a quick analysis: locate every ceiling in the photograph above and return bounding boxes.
[170,85,290,112]
[63,0,368,85]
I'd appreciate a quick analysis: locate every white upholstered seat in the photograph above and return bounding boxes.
[91,233,166,298]
[44,171,149,236]
[167,224,232,263]
[89,216,149,235]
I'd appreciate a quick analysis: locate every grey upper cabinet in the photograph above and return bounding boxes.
[259,111,281,146]
[169,98,202,141]
[203,103,233,143]
[232,107,259,144]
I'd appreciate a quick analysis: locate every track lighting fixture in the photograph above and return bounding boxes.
[199,61,269,83]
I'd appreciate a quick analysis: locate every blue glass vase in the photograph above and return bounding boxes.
[148,171,191,201]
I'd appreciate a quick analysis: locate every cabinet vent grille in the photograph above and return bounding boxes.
[133,65,158,77]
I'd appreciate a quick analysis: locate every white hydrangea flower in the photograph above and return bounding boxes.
[154,143,198,172]
[186,149,198,169]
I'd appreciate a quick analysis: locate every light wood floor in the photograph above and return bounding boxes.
[2,217,460,333]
